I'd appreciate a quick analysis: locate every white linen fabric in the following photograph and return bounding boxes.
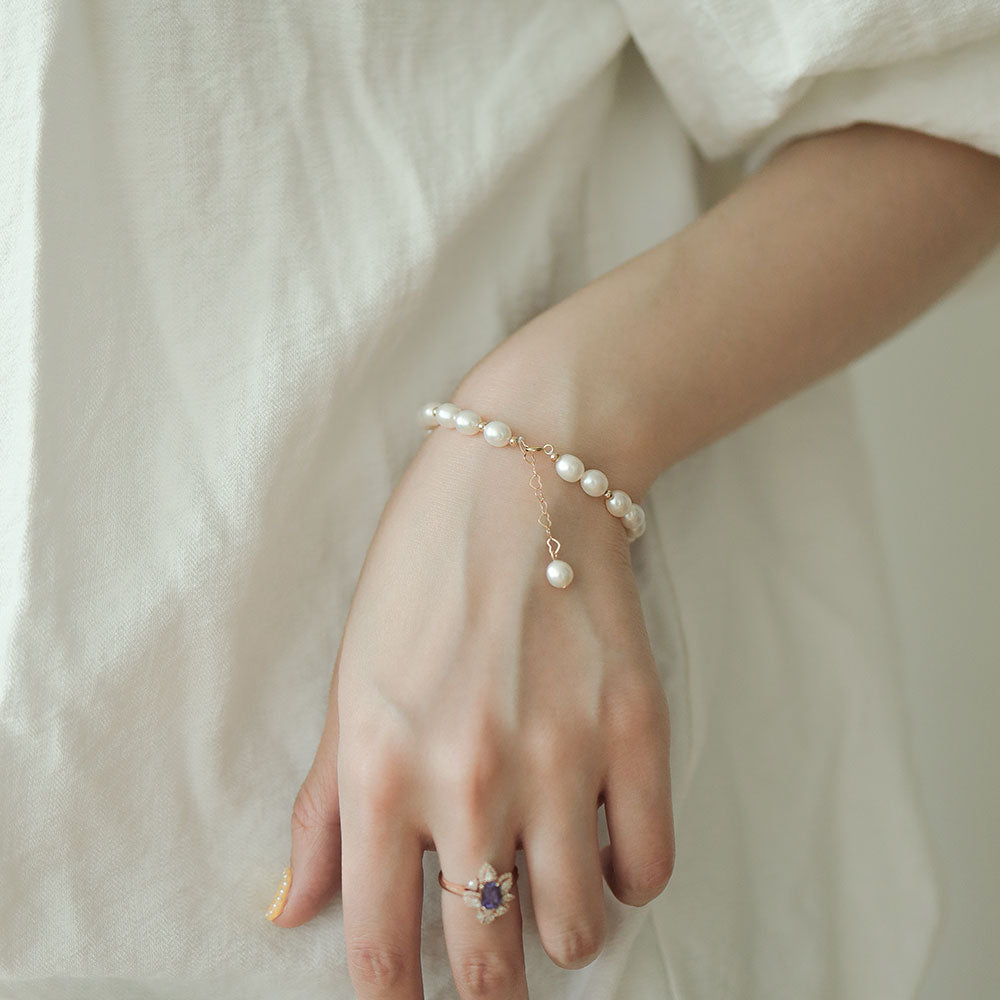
[2,2,998,998]
[616,0,1000,165]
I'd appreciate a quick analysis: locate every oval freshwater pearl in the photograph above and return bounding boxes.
[605,489,632,517]
[418,402,440,428]
[580,469,609,497]
[482,420,512,447]
[626,519,646,541]
[555,454,584,483]
[623,503,645,532]
[454,409,482,435]
[545,559,574,588]
[435,402,460,428]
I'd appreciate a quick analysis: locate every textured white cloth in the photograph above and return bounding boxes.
[617,0,1000,165]
[2,2,999,998]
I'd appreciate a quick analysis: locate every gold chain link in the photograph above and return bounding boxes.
[517,436,562,561]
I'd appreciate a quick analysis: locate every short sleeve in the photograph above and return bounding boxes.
[614,0,1000,169]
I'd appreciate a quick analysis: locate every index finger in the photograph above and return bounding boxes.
[340,799,426,998]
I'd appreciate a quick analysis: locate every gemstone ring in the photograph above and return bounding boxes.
[438,863,518,924]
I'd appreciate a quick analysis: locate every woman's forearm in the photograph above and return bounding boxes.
[454,123,1000,497]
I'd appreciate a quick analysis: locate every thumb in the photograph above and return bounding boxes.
[267,677,343,927]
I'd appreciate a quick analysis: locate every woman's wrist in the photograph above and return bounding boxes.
[452,125,1000,519]
[451,299,671,503]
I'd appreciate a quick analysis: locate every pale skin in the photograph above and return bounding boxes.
[269,123,1000,998]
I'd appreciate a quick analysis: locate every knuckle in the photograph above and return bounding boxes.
[442,742,508,815]
[364,763,409,818]
[453,951,515,997]
[346,940,408,992]
[341,743,410,819]
[546,923,604,969]
[291,781,334,836]
[622,849,675,904]
[526,725,595,778]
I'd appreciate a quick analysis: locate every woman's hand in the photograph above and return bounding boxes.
[270,413,674,999]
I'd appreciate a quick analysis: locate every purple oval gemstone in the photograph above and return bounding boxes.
[480,881,502,910]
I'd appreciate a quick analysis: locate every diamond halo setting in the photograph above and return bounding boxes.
[451,863,518,924]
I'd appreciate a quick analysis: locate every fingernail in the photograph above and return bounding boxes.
[266,866,292,922]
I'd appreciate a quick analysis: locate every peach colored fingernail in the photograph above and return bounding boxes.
[266,866,292,921]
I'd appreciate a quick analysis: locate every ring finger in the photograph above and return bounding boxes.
[436,823,528,1000]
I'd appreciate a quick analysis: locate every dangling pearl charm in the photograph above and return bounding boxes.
[420,400,646,586]
[545,560,574,589]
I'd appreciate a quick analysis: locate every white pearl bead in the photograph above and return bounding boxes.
[545,559,574,588]
[555,454,584,482]
[482,420,512,447]
[626,519,646,541]
[435,402,460,428]
[580,469,609,497]
[418,402,440,428]
[454,409,482,435]
[623,504,645,532]
[606,490,632,517]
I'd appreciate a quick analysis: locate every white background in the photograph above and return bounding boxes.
[850,246,1000,998]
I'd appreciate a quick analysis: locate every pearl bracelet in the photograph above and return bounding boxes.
[418,400,646,589]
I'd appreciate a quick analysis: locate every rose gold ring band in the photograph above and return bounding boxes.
[437,863,519,925]
[438,866,519,896]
